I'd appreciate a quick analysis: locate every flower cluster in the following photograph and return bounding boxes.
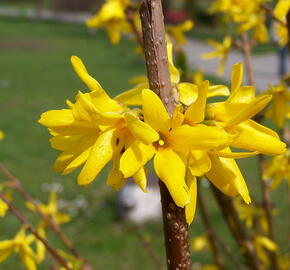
[39,48,286,225]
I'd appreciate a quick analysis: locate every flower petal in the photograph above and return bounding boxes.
[168,124,231,152]
[171,104,184,129]
[120,141,155,177]
[208,85,230,97]
[78,129,115,185]
[185,173,197,224]
[206,156,251,204]
[230,120,286,155]
[133,167,147,192]
[185,81,209,124]
[188,150,212,176]
[124,113,159,144]
[178,83,198,106]
[229,62,243,101]
[114,87,143,106]
[142,89,171,132]
[71,56,104,92]
[154,148,189,207]
[210,148,258,159]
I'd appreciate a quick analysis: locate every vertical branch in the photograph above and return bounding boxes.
[211,185,263,270]
[0,193,70,270]
[140,1,191,269]
[258,155,280,270]
[197,186,225,270]
[240,32,254,85]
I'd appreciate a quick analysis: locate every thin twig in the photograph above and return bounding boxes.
[261,4,287,27]
[125,7,143,49]
[258,155,280,270]
[0,193,70,270]
[211,185,263,270]
[0,164,92,270]
[131,225,164,270]
[240,32,254,85]
[197,184,226,270]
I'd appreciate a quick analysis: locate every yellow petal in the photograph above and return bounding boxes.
[168,124,231,152]
[185,173,197,224]
[0,247,14,263]
[178,83,198,106]
[154,148,189,207]
[39,109,74,128]
[230,120,286,155]
[120,141,155,177]
[229,62,243,102]
[78,129,115,185]
[167,43,180,84]
[71,56,104,92]
[208,85,230,97]
[133,167,147,192]
[225,95,272,127]
[210,149,258,159]
[206,156,251,204]
[171,104,184,129]
[124,113,159,144]
[114,87,143,106]
[19,250,37,270]
[228,85,255,104]
[274,0,290,19]
[188,150,212,176]
[142,89,171,132]
[106,167,126,191]
[185,81,209,124]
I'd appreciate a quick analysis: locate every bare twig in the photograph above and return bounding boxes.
[211,185,263,270]
[125,7,143,49]
[140,0,191,269]
[240,32,254,85]
[0,193,70,270]
[261,4,287,27]
[197,185,226,270]
[0,164,92,270]
[131,225,164,270]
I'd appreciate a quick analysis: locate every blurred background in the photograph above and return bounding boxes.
[0,0,288,269]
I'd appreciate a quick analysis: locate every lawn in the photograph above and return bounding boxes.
[0,17,288,270]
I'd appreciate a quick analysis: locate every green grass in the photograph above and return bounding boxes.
[0,17,288,270]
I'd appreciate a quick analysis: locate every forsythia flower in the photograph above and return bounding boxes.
[274,20,289,47]
[0,185,11,218]
[119,88,231,207]
[209,0,269,43]
[263,149,290,189]
[166,20,194,45]
[274,0,290,20]
[26,191,71,225]
[39,56,154,191]
[0,227,39,270]
[0,131,3,140]
[263,83,290,129]
[202,36,231,75]
[86,0,131,44]
[191,235,210,252]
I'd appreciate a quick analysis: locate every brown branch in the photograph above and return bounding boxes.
[240,32,254,85]
[140,0,191,269]
[0,164,92,270]
[197,185,226,270]
[258,155,280,270]
[131,225,164,270]
[125,7,144,49]
[211,185,263,270]
[0,193,70,270]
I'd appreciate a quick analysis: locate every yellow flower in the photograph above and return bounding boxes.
[0,186,11,218]
[191,235,210,252]
[26,191,71,225]
[263,149,290,189]
[274,20,289,47]
[202,36,231,75]
[86,0,131,44]
[120,89,232,207]
[166,20,194,45]
[0,131,4,140]
[254,235,277,267]
[206,62,286,156]
[0,227,39,270]
[263,83,290,128]
[39,56,154,191]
